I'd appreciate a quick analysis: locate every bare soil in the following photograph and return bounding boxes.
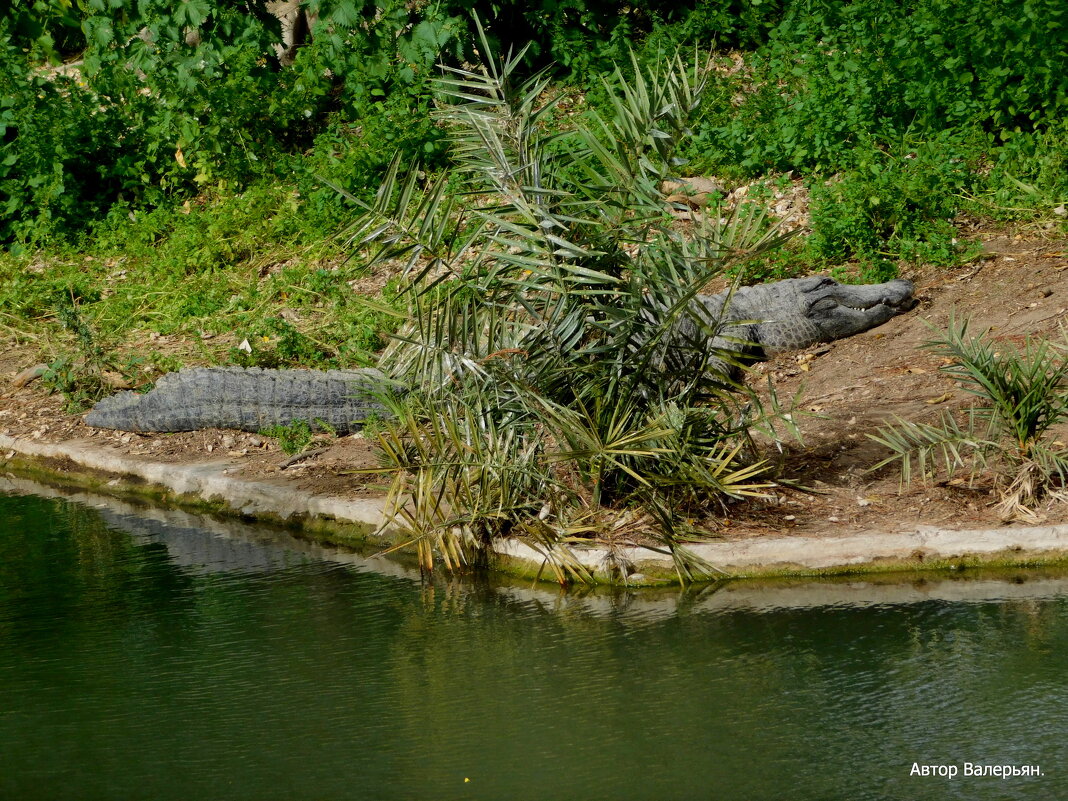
[733,227,1068,539]
[5,226,1068,539]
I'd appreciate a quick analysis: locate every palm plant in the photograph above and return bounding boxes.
[870,316,1068,521]
[342,24,793,582]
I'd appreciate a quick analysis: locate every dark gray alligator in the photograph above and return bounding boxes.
[85,276,915,434]
[85,367,388,435]
[657,275,916,376]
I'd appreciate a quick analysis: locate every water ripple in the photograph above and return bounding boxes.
[2,492,1068,800]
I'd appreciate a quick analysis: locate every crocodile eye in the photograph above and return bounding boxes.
[800,276,837,293]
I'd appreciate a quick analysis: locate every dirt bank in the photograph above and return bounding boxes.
[5,227,1068,578]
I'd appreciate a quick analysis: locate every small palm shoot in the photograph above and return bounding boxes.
[870,317,1068,521]
[349,25,794,582]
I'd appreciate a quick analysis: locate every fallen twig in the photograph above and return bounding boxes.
[279,446,330,470]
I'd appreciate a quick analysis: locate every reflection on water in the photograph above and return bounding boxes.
[1,480,1067,801]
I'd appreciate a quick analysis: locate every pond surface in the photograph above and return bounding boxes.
[2,484,1067,801]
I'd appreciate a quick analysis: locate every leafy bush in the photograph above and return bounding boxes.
[977,121,1068,220]
[1,0,464,246]
[727,0,1068,172]
[8,0,1068,251]
[295,97,450,234]
[0,35,130,247]
[806,138,973,272]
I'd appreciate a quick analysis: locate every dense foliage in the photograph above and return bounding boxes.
[3,0,1065,254]
[711,0,1068,171]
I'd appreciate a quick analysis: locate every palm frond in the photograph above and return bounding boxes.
[868,411,995,485]
[926,314,1068,452]
[871,318,1068,518]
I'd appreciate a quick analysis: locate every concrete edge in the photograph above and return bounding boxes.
[0,433,398,548]
[494,524,1068,582]
[6,433,1068,584]
[14,470,1068,615]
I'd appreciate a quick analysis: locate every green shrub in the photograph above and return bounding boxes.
[296,97,450,235]
[8,0,1068,249]
[684,0,1068,176]
[806,138,973,270]
[2,0,461,246]
[979,122,1068,220]
[0,35,129,248]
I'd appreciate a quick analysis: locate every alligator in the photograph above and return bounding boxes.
[654,275,916,376]
[84,367,389,435]
[84,276,915,434]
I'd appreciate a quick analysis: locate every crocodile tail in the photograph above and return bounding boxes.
[85,367,390,434]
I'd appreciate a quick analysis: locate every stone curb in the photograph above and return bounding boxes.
[496,521,1068,578]
[6,434,1068,581]
[0,433,393,536]
[14,471,1068,614]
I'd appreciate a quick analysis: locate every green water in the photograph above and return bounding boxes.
[2,489,1067,801]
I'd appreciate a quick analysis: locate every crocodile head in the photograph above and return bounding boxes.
[733,276,916,355]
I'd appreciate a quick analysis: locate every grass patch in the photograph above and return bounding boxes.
[0,183,405,377]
